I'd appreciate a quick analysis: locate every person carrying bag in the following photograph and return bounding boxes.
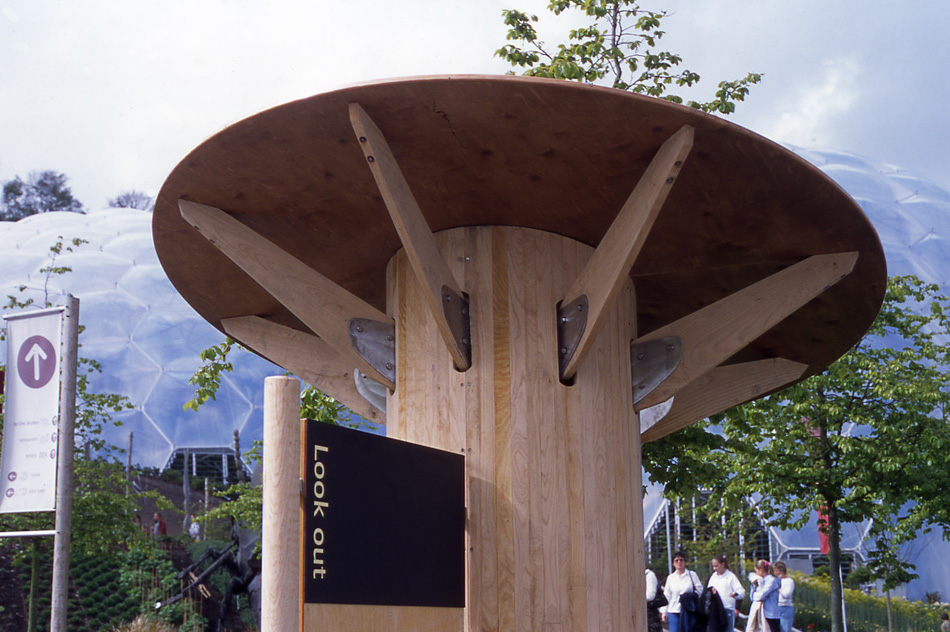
[662,551,704,632]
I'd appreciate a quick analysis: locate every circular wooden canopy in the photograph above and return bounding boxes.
[153,75,886,379]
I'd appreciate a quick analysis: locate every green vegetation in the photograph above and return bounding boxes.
[793,572,943,632]
[496,0,761,113]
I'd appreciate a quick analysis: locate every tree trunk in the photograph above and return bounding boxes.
[827,502,845,632]
[885,589,893,632]
[182,449,191,531]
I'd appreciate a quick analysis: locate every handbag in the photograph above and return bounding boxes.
[648,591,668,610]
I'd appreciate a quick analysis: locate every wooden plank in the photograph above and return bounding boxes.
[635,252,858,409]
[641,358,807,442]
[221,316,385,425]
[303,604,463,631]
[179,199,394,389]
[350,103,471,370]
[262,377,301,632]
[559,125,693,380]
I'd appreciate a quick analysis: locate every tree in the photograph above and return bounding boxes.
[108,190,153,212]
[1,171,84,221]
[699,276,950,632]
[496,1,761,114]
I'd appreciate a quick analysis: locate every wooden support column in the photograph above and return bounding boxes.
[262,376,301,632]
[308,226,642,632]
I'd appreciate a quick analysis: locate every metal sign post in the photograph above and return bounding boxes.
[0,297,78,632]
[51,296,78,632]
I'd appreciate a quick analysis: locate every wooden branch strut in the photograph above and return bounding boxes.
[640,358,807,442]
[558,125,694,380]
[221,316,385,424]
[634,251,859,412]
[349,102,472,371]
[178,199,395,389]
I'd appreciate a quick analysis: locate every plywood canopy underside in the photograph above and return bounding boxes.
[153,75,886,379]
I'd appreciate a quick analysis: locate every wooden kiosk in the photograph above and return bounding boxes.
[153,76,886,632]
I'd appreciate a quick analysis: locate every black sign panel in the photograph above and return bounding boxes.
[303,420,465,607]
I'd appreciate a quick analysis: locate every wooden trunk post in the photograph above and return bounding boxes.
[392,227,644,632]
[262,376,301,632]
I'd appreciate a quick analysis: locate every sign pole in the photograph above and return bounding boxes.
[262,376,301,632]
[50,296,78,632]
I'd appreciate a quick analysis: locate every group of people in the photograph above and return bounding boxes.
[646,552,795,632]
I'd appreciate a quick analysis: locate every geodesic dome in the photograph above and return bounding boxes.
[0,208,281,469]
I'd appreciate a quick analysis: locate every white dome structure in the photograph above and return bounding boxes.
[0,208,281,469]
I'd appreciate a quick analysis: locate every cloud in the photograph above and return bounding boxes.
[763,56,861,148]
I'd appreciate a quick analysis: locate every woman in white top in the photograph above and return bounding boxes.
[707,554,745,631]
[661,551,704,632]
[773,562,795,632]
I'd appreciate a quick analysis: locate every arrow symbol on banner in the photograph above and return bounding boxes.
[24,343,48,382]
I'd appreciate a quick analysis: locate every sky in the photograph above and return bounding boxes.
[2,0,949,211]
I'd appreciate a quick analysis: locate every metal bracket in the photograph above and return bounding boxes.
[348,318,396,386]
[631,336,682,405]
[639,396,674,435]
[353,369,388,414]
[441,285,472,370]
[557,295,589,379]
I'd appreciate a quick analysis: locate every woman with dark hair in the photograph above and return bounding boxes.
[707,555,745,631]
[662,551,704,632]
[749,559,781,632]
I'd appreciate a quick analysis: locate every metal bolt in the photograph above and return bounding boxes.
[356,326,364,332]
[666,177,674,184]
[675,160,683,166]
[638,383,646,390]
[387,335,394,342]
[666,344,675,352]
[560,316,569,323]
[637,353,645,361]
[444,294,451,302]
[465,256,471,261]
[560,347,568,355]
[577,304,584,311]
[367,156,375,162]
[359,136,367,143]
[461,338,469,345]
[385,362,393,370]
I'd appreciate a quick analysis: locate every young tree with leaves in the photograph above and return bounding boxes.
[185,338,363,533]
[496,0,761,113]
[697,276,950,632]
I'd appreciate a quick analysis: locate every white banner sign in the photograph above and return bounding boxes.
[1,308,64,513]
